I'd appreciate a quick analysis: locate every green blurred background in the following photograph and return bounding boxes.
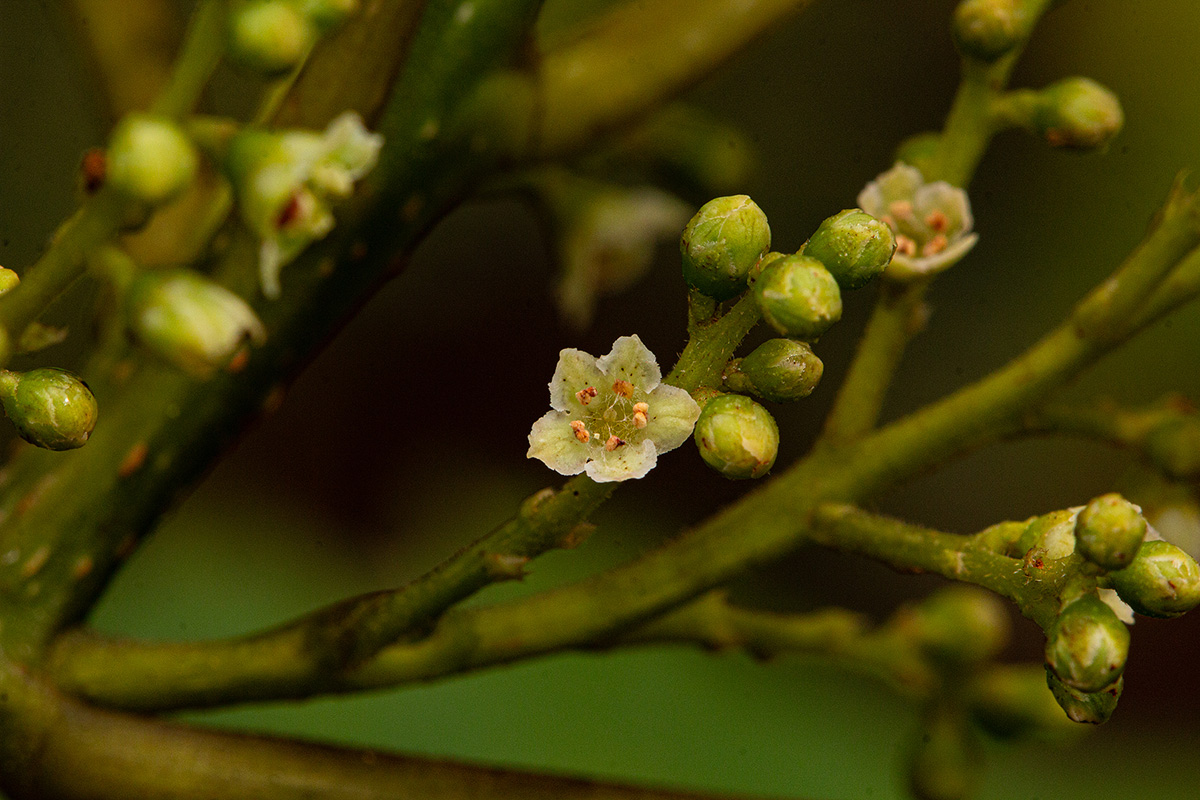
[4,1,1200,798]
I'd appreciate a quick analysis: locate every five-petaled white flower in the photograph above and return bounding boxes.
[857,162,978,281]
[527,335,701,482]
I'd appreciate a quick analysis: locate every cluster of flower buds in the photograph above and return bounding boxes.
[0,368,98,451]
[228,0,358,75]
[678,196,894,479]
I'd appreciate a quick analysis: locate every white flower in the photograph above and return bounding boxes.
[527,335,701,482]
[857,162,978,281]
[228,112,383,298]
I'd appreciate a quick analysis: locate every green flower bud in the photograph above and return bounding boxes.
[0,268,20,295]
[1045,594,1129,693]
[679,195,771,300]
[967,665,1082,741]
[1074,493,1146,570]
[106,114,198,205]
[724,338,823,402]
[899,585,1010,665]
[952,0,1027,62]
[1016,508,1077,560]
[1031,77,1124,150]
[803,209,896,290]
[126,270,267,378]
[0,368,98,451]
[1110,539,1200,618]
[1144,416,1200,480]
[908,709,983,800]
[754,255,842,340]
[1045,668,1121,724]
[693,394,778,480]
[229,0,318,75]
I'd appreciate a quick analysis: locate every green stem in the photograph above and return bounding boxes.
[666,294,762,394]
[150,0,227,119]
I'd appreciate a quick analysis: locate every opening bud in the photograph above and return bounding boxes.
[1109,539,1200,618]
[724,339,823,403]
[126,270,266,378]
[106,114,198,206]
[679,195,770,300]
[1031,77,1124,150]
[803,208,896,290]
[1045,594,1129,693]
[754,255,842,340]
[1045,669,1121,724]
[693,394,778,480]
[952,0,1027,61]
[0,368,98,451]
[898,585,1010,665]
[1074,493,1146,570]
[229,0,318,75]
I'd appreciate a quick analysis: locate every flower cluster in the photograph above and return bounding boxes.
[527,336,701,482]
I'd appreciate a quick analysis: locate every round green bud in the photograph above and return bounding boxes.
[106,114,198,205]
[0,268,20,296]
[952,0,1026,61]
[908,710,983,800]
[1045,594,1129,693]
[967,665,1081,741]
[1032,77,1124,150]
[1109,539,1200,618]
[1045,668,1121,725]
[126,270,267,378]
[726,338,823,402]
[679,195,771,300]
[900,585,1010,665]
[229,0,318,75]
[1074,493,1146,570]
[803,209,896,290]
[693,394,779,480]
[0,368,98,451]
[754,255,842,340]
[1144,417,1200,481]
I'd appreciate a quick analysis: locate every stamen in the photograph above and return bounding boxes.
[895,235,918,257]
[632,402,650,429]
[612,380,634,398]
[569,420,589,442]
[925,209,949,233]
[888,200,914,220]
[922,234,949,256]
[575,386,598,405]
[604,435,625,451]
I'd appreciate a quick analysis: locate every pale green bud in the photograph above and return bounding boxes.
[0,268,20,295]
[754,255,842,340]
[679,195,771,300]
[900,585,1010,665]
[1045,669,1121,724]
[229,0,317,75]
[803,209,896,290]
[952,0,1026,61]
[1074,493,1146,570]
[693,394,778,480]
[724,339,823,402]
[1110,539,1200,618]
[1032,77,1123,150]
[1045,594,1129,693]
[908,709,983,800]
[106,114,198,205]
[126,270,267,378]
[967,665,1082,740]
[0,368,98,451]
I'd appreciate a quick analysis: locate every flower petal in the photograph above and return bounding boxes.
[585,438,658,482]
[643,384,702,452]
[548,348,608,413]
[527,410,590,475]
[596,334,661,393]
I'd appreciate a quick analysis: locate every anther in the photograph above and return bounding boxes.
[604,435,625,451]
[633,402,649,429]
[925,209,949,233]
[576,386,598,405]
[895,235,918,256]
[922,234,949,256]
[570,420,589,442]
[612,380,634,398]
